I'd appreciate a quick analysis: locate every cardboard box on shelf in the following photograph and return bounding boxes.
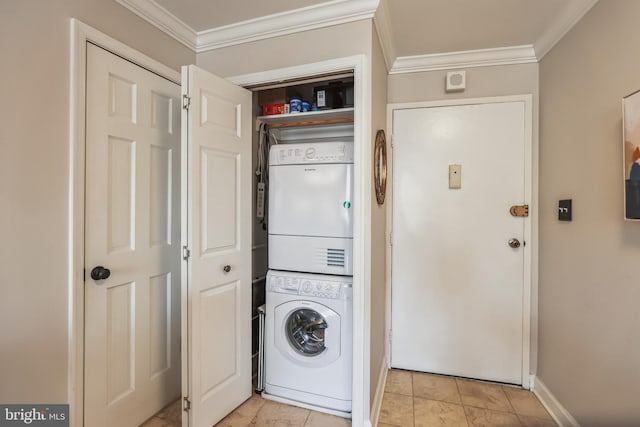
[262,103,290,116]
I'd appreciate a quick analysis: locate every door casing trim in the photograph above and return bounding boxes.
[68,19,181,427]
[228,55,372,426]
[386,95,536,389]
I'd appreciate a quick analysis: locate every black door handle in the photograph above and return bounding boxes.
[91,266,111,281]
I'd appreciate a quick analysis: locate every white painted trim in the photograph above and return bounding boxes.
[116,0,596,64]
[530,93,540,379]
[353,53,373,427]
[521,94,534,391]
[373,0,395,72]
[228,58,357,88]
[229,54,372,427]
[390,45,537,74]
[196,0,378,52]
[384,107,395,369]
[370,357,388,427]
[385,95,536,388]
[534,0,599,60]
[179,66,190,427]
[69,19,180,427]
[68,20,86,427]
[71,20,181,83]
[115,0,377,53]
[115,0,197,51]
[529,374,536,390]
[533,376,581,427]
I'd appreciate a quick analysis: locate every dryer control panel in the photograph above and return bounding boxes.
[269,142,354,166]
[268,272,352,300]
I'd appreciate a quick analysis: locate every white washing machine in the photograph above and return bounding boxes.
[264,270,353,415]
[268,141,354,276]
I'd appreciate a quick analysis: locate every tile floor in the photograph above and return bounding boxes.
[140,369,556,427]
[379,369,557,427]
[139,395,351,427]
[140,399,181,427]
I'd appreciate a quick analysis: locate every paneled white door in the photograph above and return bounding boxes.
[391,100,529,385]
[84,43,181,426]
[181,65,252,427]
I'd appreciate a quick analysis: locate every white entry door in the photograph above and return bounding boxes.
[84,43,181,426]
[181,65,252,427]
[390,99,530,385]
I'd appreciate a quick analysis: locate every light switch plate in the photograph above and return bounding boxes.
[449,164,461,189]
[558,199,572,221]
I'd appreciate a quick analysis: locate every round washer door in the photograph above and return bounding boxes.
[274,300,341,368]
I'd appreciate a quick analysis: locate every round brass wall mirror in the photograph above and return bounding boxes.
[374,129,387,205]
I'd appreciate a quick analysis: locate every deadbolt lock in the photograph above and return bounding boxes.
[510,205,529,217]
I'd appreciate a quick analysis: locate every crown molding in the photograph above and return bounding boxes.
[389,45,537,74]
[116,0,594,65]
[534,0,599,60]
[196,0,378,52]
[373,0,395,72]
[115,0,197,51]
[116,0,379,53]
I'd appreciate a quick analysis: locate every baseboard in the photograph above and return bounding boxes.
[532,376,580,427]
[370,356,388,427]
[529,374,536,390]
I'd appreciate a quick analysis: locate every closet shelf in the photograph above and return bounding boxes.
[257,108,354,129]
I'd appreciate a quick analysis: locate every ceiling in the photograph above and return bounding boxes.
[388,0,573,57]
[117,0,599,71]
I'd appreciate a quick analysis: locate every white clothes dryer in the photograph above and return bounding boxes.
[268,142,354,276]
[264,270,352,415]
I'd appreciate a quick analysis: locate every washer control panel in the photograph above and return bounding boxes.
[268,273,352,300]
[270,142,354,165]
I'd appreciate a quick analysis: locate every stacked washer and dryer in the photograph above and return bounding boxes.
[264,141,354,416]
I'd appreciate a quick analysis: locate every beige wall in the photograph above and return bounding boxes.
[196,20,371,78]
[538,1,640,424]
[388,63,538,103]
[369,25,388,406]
[0,0,194,404]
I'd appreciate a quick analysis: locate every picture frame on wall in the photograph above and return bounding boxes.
[623,90,640,220]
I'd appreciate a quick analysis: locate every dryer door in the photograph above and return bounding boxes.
[274,300,341,368]
[269,163,353,238]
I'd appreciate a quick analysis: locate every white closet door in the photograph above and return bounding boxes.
[84,43,181,427]
[181,65,252,427]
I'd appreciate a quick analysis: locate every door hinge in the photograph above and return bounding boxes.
[182,246,191,260]
[183,397,191,412]
[182,94,191,110]
[389,231,393,246]
[390,135,394,148]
